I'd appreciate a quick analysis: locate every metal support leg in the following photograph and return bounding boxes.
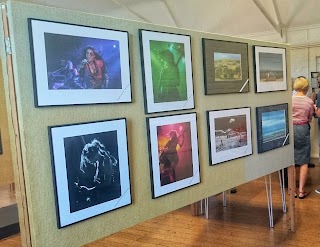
[222,191,227,207]
[204,197,209,219]
[265,174,274,228]
[279,169,287,213]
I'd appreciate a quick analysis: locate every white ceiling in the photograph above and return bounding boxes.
[14,0,320,36]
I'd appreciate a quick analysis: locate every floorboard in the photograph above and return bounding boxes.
[1,159,320,247]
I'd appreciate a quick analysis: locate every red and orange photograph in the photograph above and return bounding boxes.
[148,113,200,198]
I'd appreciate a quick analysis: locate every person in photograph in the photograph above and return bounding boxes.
[79,46,109,89]
[292,76,315,199]
[157,50,181,102]
[73,138,119,209]
[159,130,184,185]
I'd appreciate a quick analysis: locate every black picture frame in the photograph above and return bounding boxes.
[48,118,131,228]
[28,19,132,106]
[147,112,200,198]
[0,130,2,155]
[139,29,195,114]
[202,39,249,95]
[256,103,289,153]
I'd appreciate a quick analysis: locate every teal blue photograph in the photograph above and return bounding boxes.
[256,104,289,153]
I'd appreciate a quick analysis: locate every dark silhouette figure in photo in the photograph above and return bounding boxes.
[157,50,181,102]
[70,138,120,212]
[159,130,185,186]
[48,59,80,89]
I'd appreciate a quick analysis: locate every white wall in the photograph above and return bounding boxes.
[241,25,320,159]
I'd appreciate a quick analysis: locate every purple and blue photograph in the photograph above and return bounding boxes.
[45,34,122,90]
[254,46,287,93]
[49,118,131,228]
[256,104,289,153]
[29,19,131,106]
[207,107,252,165]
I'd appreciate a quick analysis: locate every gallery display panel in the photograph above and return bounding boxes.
[4,1,292,246]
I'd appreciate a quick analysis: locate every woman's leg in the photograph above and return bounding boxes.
[299,164,308,194]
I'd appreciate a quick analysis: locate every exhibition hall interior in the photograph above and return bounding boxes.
[1,0,320,246]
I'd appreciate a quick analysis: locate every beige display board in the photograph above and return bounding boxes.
[0,58,14,185]
[2,1,293,246]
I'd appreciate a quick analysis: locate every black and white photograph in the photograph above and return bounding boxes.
[29,19,131,106]
[49,118,131,228]
[207,107,252,165]
[254,46,287,93]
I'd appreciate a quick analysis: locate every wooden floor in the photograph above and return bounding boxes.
[1,160,320,247]
[0,184,16,208]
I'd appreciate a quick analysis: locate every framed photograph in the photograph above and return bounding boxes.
[202,39,249,94]
[311,72,319,89]
[207,107,252,165]
[140,30,195,113]
[147,113,200,198]
[254,46,287,93]
[49,118,131,228]
[0,130,2,155]
[256,104,289,153]
[28,19,131,106]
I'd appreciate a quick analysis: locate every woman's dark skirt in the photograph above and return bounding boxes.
[294,124,310,165]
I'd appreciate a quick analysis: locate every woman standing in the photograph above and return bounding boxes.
[292,76,315,199]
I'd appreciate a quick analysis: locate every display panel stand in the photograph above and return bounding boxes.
[195,169,291,229]
[1,4,31,246]
[265,174,273,227]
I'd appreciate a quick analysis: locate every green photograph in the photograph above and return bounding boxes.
[140,30,194,113]
[214,52,242,81]
[150,41,188,103]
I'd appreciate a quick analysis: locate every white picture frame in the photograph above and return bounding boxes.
[207,107,252,165]
[29,19,132,106]
[254,46,287,93]
[140,29,195,113]
[147,113,200,198]
[49,118,131,228]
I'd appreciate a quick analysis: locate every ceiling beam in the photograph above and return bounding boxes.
[111,0,152,23]
[161,0,179,27]
[272,0,287,41]
[252,0,280,33]
[272,0,282,25]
